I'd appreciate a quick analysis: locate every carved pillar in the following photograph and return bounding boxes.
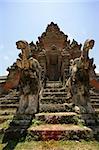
[61,49,70,83]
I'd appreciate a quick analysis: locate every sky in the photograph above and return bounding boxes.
[0,0,99,75]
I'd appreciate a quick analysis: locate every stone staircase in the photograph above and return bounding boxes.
[0,91,19,114]
[0,91,33,142]
[89,91,99,139]
[39,81,69,112]
[90,91,99,114]
[0,81,99,140]
[0,90,19,135]
[27,81,94,140]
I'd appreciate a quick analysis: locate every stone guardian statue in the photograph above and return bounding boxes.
[16,40,41,114]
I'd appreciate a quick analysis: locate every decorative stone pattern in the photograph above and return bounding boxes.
[29,22,82,82]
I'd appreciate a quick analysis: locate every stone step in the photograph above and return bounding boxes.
[0,97,18,100]
[44,88,66,92]
[42,91,67,97]
[45,81,63,88]
[40,96,68,104]
[91,99,99,102]
[90,93,99,96]
[0,115,13,124]
[0,100,19,105]
[35,112,79,124]
[91,103,99,108]
[0,98,19,104]
[0,115,33,138]
[0,96,19,102]
[28,124,93,140]
[39,103,74,113]
[90,96,99,99]
[0,103,18,109]
[91,103,99,107]
[0,109,17,115]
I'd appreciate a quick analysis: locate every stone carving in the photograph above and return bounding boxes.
[3,63,20,92]
[35,22,72,82]
[66,39,95,113]
[16,40,41,114]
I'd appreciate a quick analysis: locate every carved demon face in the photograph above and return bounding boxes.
[16,40,28,50]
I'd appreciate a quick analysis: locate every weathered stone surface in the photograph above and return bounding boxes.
[28,124,93,141]
[40,103,75,113]
[15,40,41,115]
[1,22,99,141]
[35,112,79,124]
[66,39,96,114]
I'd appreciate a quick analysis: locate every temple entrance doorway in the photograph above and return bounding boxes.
[48,54,59,81]
[46,46,61,81]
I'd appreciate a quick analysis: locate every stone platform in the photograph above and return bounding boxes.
[28,124,93,141]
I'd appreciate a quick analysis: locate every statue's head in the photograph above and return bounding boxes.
[83,39,95,51]
[16,40,28,50]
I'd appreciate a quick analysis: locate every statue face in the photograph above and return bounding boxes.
[89,40,94,49]
[16,41,27,50]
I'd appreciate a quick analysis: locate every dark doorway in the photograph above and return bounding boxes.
[47,53,59,81]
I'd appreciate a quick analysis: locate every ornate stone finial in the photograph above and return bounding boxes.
[29,41,37,51]
[71,39,78,47]
[81,39,95,59]
[83,39,95,51]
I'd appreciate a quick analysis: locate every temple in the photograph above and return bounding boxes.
[29,22,81,82]
[0,22,99,142]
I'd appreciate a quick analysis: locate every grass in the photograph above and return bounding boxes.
[0,119,11,130]
[31,119,45,126]
[0,140,99,150]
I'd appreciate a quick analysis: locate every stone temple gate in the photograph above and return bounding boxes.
[1,22,98,114]
[29,22,81,82]
[0,22,99,142]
